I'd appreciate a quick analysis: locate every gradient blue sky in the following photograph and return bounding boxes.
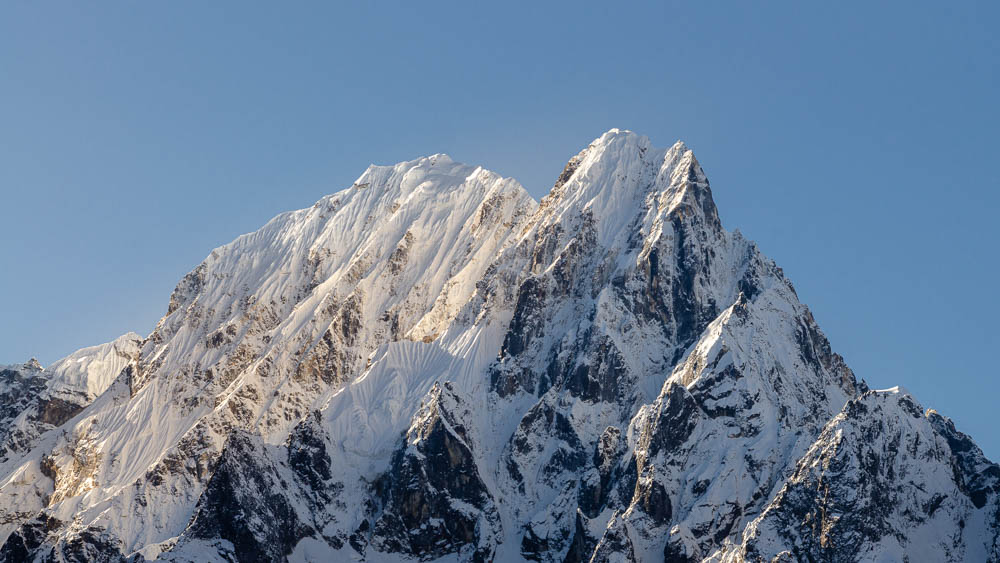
[2,2,997,458]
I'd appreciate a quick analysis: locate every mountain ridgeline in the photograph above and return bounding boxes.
[1,130,996,562]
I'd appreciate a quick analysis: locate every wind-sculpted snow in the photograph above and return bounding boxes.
[0,154,535,559]
[0,334,141,465]
[1,129,996,562]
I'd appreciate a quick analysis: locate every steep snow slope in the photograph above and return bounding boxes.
[1,130,996,563]
[0,156,535,559]
[0,333,141,464]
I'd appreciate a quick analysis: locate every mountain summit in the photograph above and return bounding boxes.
[1,130,996,562]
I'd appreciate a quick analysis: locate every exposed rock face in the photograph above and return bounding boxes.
[593,283,861,561]
[371,383,500,562]
[1,130,995,562]
[730,388,1000,563]
[182,431,314,563]
[0,362,48,460]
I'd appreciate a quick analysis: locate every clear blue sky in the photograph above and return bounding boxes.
[2,2,997,458]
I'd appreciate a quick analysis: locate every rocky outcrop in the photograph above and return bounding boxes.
[180,431,313,563]
[594,278,861,561]
[732,388,1000,562]
[370,383,500,562]
[0,361,48,462]
[0,515,130,563]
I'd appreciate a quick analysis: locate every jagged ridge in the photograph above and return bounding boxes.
[0,130,995,563]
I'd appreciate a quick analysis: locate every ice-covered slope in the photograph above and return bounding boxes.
[1,130,996,563]
[0,155,535,559]
[0,333,141,464]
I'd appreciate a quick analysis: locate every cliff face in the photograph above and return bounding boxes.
[1,130,995,562]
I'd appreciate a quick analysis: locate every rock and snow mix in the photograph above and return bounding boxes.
[1,130,996,562]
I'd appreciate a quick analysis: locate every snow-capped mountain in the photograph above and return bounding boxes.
[1,130,996,562]
[0,334,141,465]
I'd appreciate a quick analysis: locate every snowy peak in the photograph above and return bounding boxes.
[662,145,722,231]
[0,152,538,558]
[44,332,142,401]
[532,129,721,255]
[151,151,536,398]
[351,153,483,197]
[0,130,995,563]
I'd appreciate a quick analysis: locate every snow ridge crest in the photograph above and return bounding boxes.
[0,130,995,563]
